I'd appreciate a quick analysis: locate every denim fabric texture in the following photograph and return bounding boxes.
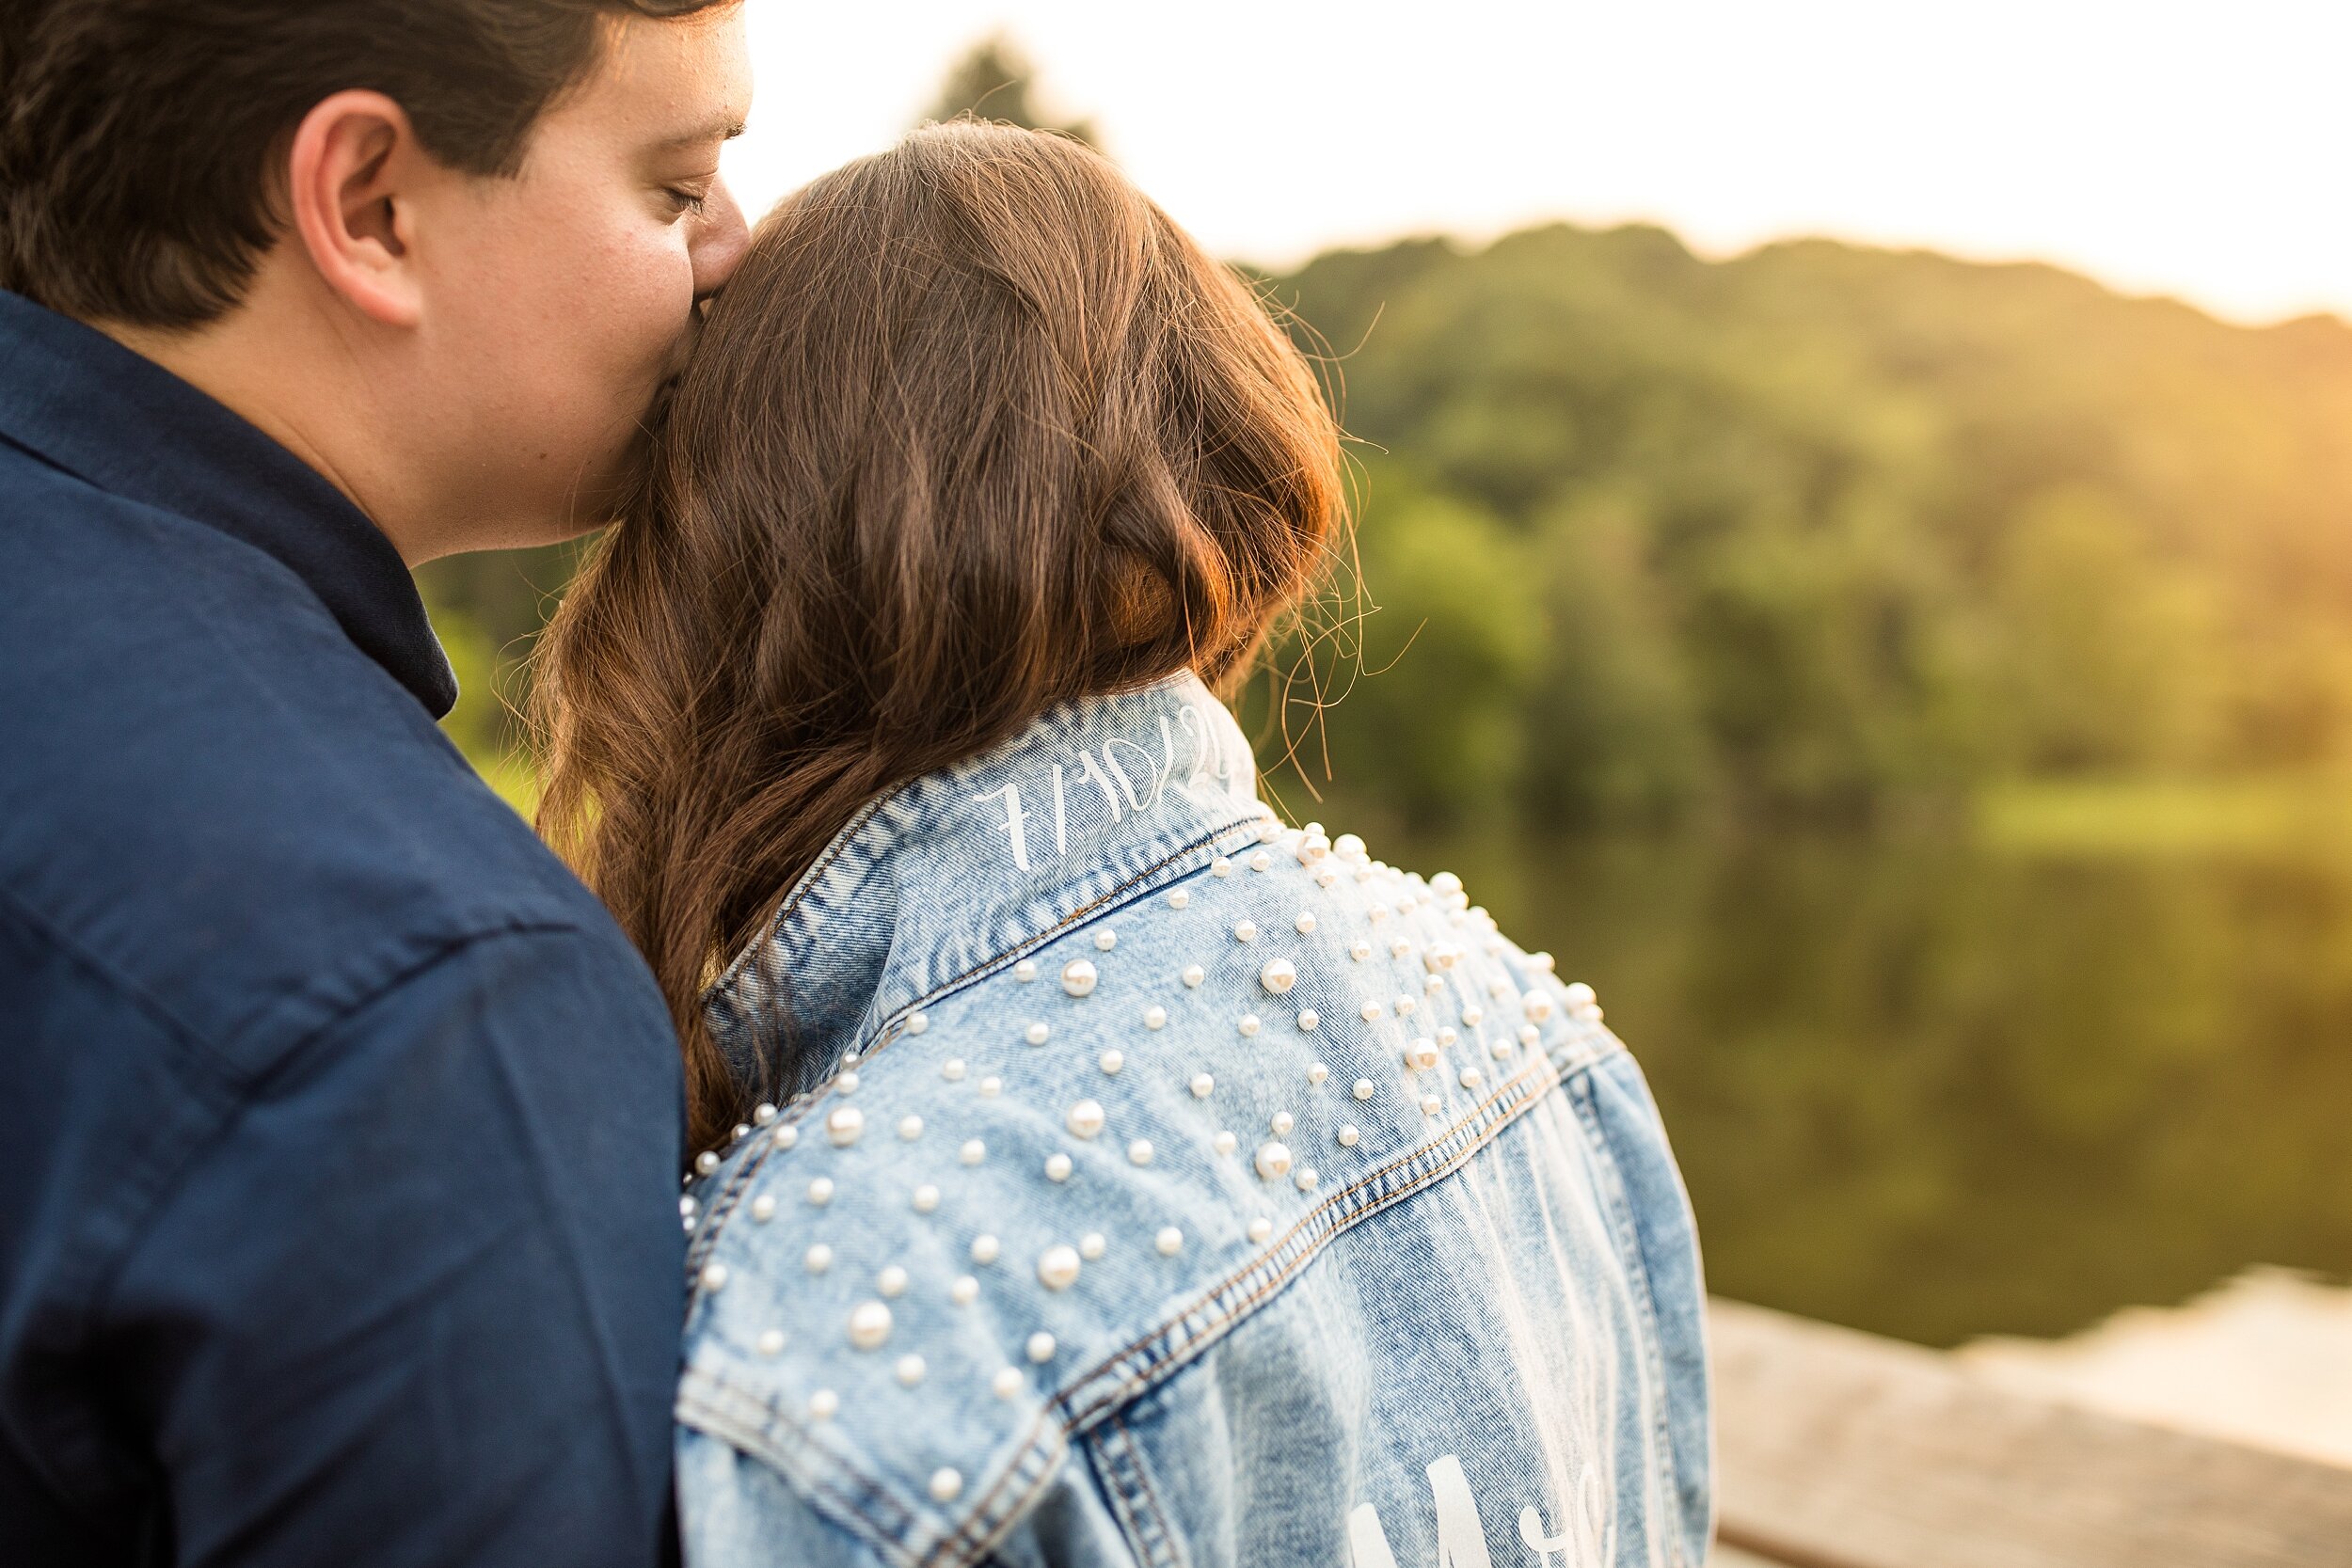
[676,673,1711,1568]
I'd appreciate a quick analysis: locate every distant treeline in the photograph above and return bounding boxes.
[1232,224,2352,828]
[425,222,2352,829]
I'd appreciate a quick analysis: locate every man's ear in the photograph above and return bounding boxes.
[284,90,428,329]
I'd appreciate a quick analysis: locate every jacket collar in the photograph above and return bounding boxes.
[706,672,1272,1094]
[0,290,457,717]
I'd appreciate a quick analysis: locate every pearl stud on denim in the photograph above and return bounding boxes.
[847,1301,891,1350]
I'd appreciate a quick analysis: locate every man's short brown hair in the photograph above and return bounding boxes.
[0,0,732,329]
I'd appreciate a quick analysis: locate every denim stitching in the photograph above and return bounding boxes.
[1565,1066,1689,1568]
[687,816,1262,1288]
[680,1042,1626,1563]
[1057,1040,1617,1433]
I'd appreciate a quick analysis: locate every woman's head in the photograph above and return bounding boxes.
[534,120,1343,1145]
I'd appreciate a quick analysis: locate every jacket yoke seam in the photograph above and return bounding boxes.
[686,817,1263,1287]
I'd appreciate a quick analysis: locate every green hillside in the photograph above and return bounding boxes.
[1250,224,2352,827]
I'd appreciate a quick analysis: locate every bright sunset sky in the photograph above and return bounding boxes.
[722,0,2351,327]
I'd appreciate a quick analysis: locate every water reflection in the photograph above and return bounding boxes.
[1377,825,2352,1347]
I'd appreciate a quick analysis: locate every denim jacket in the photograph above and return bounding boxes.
[675,673,1711,1568]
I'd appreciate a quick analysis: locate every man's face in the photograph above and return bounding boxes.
[412,8,753,552]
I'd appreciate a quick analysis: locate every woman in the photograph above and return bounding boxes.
[535,122,1710,1568]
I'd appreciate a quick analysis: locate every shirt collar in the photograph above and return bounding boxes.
[0,290,458,718]
[706,672,1273,1094]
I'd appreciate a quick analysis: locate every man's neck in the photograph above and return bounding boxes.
[90,310,428,565]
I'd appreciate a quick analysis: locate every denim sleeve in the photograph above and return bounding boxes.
[675,1428,892,1568]
[103,927,687,1568]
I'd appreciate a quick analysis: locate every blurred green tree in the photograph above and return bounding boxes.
[919,34,1100,148]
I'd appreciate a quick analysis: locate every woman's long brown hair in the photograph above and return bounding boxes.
[532,122,1343,1149]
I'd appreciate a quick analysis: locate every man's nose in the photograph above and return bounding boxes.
[691,177,752,300]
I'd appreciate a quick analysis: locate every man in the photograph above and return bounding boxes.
[0,4,751,1563]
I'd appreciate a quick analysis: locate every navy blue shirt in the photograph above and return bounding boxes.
[0,292,687,1567]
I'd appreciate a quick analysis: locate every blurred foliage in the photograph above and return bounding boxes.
[1247,225,2352,829]
[919,34,1100,147]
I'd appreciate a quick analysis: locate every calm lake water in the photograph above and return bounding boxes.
[1370,825,2352,1348]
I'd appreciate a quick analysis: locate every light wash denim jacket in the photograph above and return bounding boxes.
[676,673,1711,1568]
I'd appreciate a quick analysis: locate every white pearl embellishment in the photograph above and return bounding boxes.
[1037,1244,1081,1291]
[1026,1332,1057,1362]
[896,1354,925,1386]
[878,1265,908,1297]
[825,1105,864,1147]
[970,1234,1001,1265]
[1066,1099,1105,1138]
[1183,965,1205,988]
[1259,958,1296,994]
[993,1367,1023,1399]
[1025,1022,1050,1046]
[1255,1141,1293,1180]
[1013,959,1038,982]
[1191,1072,1215,1098]
[1338,1124,1359,1147]
[807,1178,835,1207]
[1145,1005,1168,1030]
[912,1183,940,1212]
[1062,958,1097,997]
[1045,1152,1073,1181]
[1156,1227,1184,1255]
[930,1467,962,1502]
[847,1300,892,1350]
